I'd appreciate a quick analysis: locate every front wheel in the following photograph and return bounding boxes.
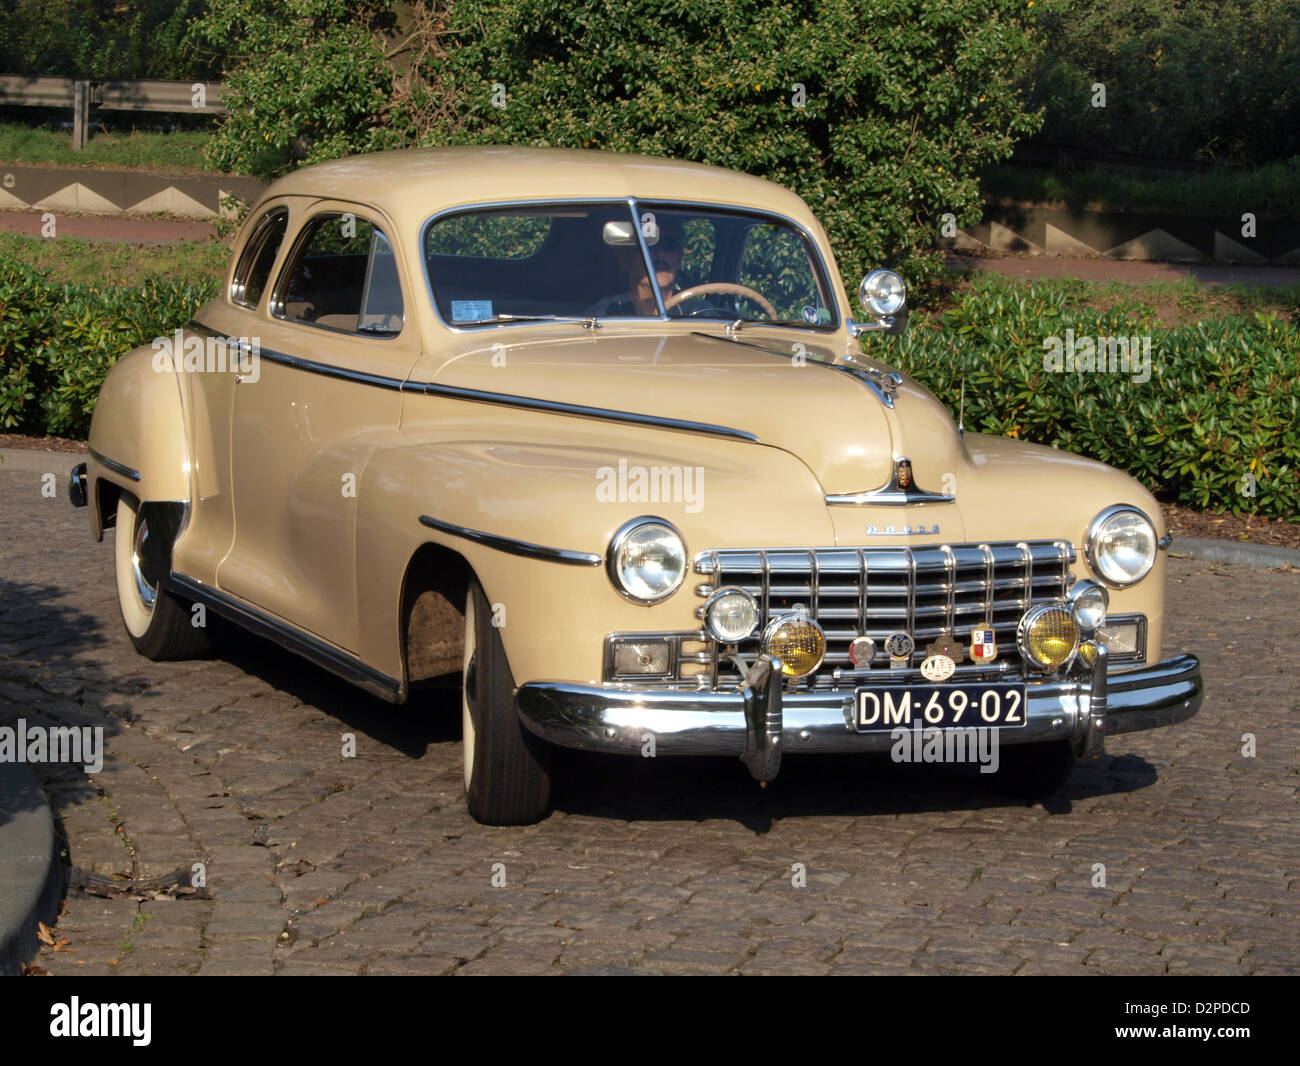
[462,580,551,825]
[113,494,209,661]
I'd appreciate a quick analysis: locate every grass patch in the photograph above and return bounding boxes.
[925,268,1300,324]
[979,159,1300,220]
[0,233,227,287]
[0,122,220,173]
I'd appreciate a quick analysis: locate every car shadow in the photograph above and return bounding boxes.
[551,746,1161,833]
[209,624,461,757]
[204,619,1160,830]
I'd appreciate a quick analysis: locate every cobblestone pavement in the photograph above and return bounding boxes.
[2,467,1297,976]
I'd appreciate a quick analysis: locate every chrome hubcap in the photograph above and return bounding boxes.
[131,517,157,611]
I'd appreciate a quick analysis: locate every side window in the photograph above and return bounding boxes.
[275,213,404,335]
[231,209,288,308]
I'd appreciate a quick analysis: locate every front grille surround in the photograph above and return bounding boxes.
[694,540,1075,690]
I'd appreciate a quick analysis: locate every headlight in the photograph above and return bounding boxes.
[1017,604,1080,672]
[607,517,686,603]
[703,587,759,643]
[1067,580,1108,632]
[858,269,907,317]
[1086,505,1157,588]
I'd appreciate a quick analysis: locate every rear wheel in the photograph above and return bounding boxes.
[462,580,551,825]
[113,494,209,661]
[987,739,1076,800]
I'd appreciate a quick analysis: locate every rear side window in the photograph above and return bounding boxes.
[274,214,404,335]
[231,209,288,308]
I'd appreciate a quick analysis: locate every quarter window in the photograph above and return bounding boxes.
[276,214,404,335]
[231,209,288,308]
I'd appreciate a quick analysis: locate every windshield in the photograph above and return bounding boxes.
[424,201,837,328]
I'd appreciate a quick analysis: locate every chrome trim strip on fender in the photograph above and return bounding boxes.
[165,573,406,703]
[187,320,758,443]
[88,447,141,483]
[418,514,603,566]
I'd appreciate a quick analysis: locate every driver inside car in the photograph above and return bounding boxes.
[588,218,714,317]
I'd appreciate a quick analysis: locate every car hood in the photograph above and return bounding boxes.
[413,330,966,497]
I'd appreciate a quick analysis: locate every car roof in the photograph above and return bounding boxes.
[260,146,816,229]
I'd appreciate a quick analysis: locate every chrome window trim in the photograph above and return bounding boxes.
[418,196,843,334]
[269,209,405,339]
[418,514,602,566]
[230,206,289,309]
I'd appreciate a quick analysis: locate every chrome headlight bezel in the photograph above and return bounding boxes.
[858,269,907,318]
[1085,505,1158,589]
[703,586,760,643]
[606,516,687,604]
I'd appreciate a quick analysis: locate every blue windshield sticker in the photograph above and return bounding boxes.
[451,300,493,322]
[802,305,820,324]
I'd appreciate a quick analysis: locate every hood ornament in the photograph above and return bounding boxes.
[826,456,957,507]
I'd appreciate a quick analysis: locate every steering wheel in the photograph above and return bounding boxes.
[664,283,779,320]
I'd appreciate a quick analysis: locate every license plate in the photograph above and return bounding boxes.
[855,683,1027,732]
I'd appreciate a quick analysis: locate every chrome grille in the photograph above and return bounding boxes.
[695,540,1074,689]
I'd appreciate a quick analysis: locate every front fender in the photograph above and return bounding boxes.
[85,342,193,537]
[354,405,835,686]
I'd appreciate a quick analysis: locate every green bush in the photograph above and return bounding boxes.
[1022,0,1300,166]
[877,276,1300,522]
[196,0,1044,289]
[426,0,1044,291]
[0,256,219,439]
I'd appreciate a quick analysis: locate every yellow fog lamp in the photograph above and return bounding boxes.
[1017,604,1080,672]
[762,613,826,678]
[1078,640,1098,667]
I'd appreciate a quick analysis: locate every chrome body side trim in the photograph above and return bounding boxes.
[88,447,141,483]
[515,654,1203,757]
[165,572,406,703]
[418,514,602,566]
[187,319,758,443]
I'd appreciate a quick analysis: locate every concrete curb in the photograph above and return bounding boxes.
[1167,537,1300,569]
[3,449,1297,568]
[0,761,65,976]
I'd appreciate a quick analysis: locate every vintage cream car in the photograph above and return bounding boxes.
[69,147,1202,824]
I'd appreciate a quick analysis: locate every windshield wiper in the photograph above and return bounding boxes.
[456,314,602,329]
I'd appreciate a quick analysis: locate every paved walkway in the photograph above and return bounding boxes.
[2,464,1297,974]
[0,208,214,242]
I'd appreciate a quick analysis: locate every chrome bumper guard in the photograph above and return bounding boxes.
[515,653,1203,781]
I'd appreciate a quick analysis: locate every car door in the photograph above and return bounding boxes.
[216,204,422,654]
[173,203,293,587]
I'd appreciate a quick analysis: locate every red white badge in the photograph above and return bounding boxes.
[971,628,997,663]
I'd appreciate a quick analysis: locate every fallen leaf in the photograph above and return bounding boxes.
[36,922,55,946]
[53,939,76,953]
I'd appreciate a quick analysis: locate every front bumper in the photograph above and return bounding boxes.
[516,653,1203,779]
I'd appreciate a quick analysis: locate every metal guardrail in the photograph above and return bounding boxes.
[0,75,225,148]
